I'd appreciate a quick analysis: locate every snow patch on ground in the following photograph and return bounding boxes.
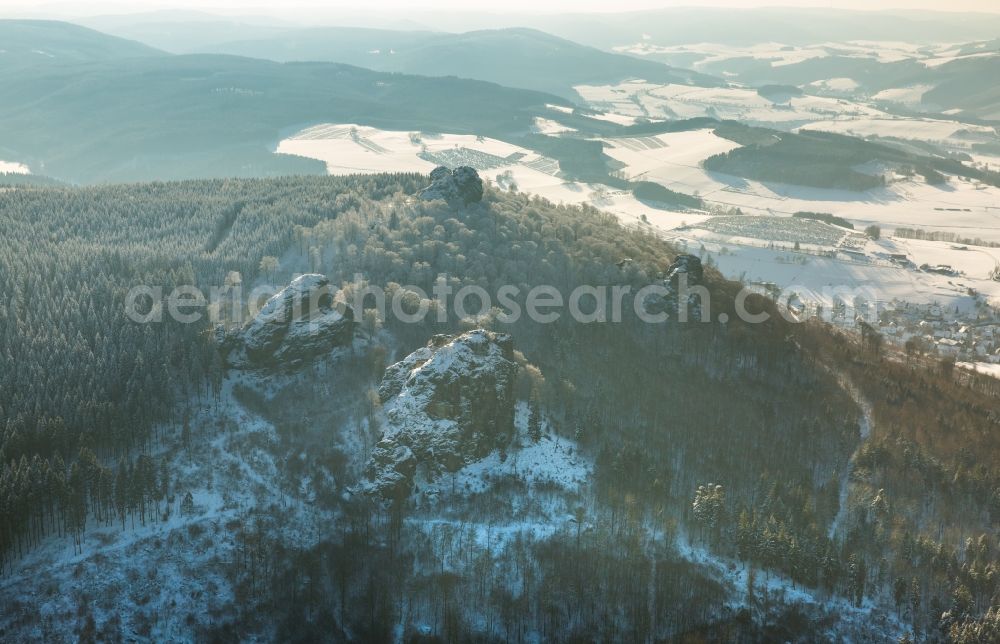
[923,50,999,68]
[441,402,591,495]
[411,401,592,551]
[826,378,873,541]
[675,536,908,640]
[872,85,934,106]
[532,117,576,135]
[0,160,29,174]
[959,361,1000,379]
[809,77,860,92]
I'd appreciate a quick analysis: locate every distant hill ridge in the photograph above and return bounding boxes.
[199,25,724,98]
[0,20,570,183]
[0,19,163,66]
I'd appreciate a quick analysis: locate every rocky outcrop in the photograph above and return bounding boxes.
[644,254,706,320]
[665,254,703,290]
[365,442,417,501]
[217,274,354,369]
[363,330,518,499]
[418,166,484,206]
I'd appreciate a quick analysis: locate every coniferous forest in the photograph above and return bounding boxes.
[1,175,999,641]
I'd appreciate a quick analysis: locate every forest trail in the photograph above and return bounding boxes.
[204,201,245,253]
[828,377,873,541]
[786,331,876,542]
[675,533,905,638]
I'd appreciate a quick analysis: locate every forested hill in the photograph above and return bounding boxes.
[0,20,566,184]
[1,175,999,640]
[201,26,723,99]
[922,53,1000,121]
[0,20,163,67]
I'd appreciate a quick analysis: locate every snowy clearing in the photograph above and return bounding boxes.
[809,77,860,93]
[871,85,934,106]
[408,402,593,554]
[277,124,523,174]
[0,160,29,174]
[799,116,992,143]
[922,50,999,68]
[532,117,576,135]
[604,128,741,178]
[426,401,592,498]
[958,362,1000,379]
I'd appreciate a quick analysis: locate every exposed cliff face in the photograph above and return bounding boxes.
[363,330,518,498]
[665,254,704,290]
[644,254,706,321]
[417,166,484,206]
[217,274,354,370]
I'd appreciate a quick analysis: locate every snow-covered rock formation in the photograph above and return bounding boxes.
[644,253,707,321]
[665,254,704,290]
[363,330,518,498]
[217,274,353,369]
[417,166,484,206]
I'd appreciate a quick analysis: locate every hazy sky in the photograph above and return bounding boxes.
[8,0,1000,17]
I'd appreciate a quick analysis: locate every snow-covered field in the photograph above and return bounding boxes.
[575,80,881,124]
[665,215,1000,314]
[277,124,520,174]
[614,41,833,69]
[616,39,975,71]
[688,215,858,248]
[0,160,29,174]
[923,49,999,68]
[809,77,860,93]
[871,85,934,106]
[884,237,1000,279]
[604,37,1000,127]
[585,109,639,126]
[616,125,1000,353]
[605,129,740,178]
[532,116,576,134]
[675,217,1000,289]
[276,123,696,228]
[597,126,1000,243]
[799,116,993,143]
[677,237,993,312]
